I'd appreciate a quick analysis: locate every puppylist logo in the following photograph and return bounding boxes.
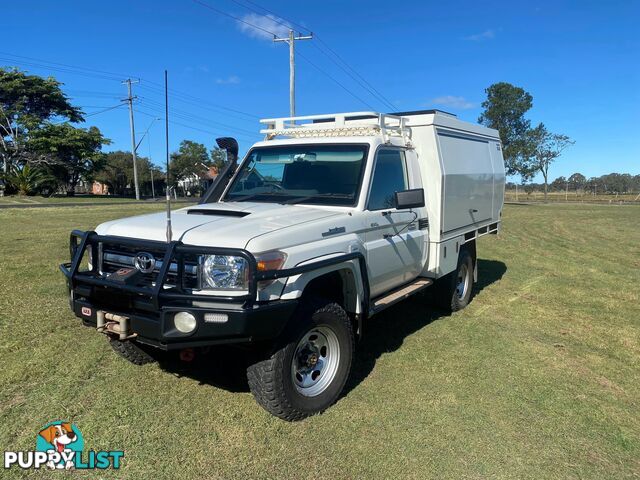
[3,421,124,470]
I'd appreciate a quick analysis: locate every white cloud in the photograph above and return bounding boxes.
[464,29,495,41]
[430,95,476,110]
[237,13,291,41]
[216,75,240,85]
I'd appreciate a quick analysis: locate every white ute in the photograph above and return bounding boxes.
[61,110,505,420]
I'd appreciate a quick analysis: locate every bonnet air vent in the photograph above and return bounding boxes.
[186,209,250,217]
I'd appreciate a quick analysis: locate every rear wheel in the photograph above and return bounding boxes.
[247,297,354,421]
[436,249,474,312]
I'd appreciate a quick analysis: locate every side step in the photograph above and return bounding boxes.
[369,278,433,316]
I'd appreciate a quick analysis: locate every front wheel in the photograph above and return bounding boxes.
[246,298,354,421]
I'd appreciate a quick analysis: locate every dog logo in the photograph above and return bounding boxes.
[134,252,156,273]
[37,422,82,470]
[3,420,123,470]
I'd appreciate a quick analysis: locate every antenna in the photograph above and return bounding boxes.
[164,70,172,243]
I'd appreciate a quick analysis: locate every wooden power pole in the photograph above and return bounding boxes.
[123,78,141,200]
[273,30,313,118]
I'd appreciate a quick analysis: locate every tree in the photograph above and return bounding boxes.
[568,173,586,193]
[478,82,533,178]
[525,123,574,202]
[94,150,164,196]
[29,123,110,195]
[0,68,82,173]
[169,140,210,183]
[210,147,227,171]
[550,176,567,192]
[5,164,55,195]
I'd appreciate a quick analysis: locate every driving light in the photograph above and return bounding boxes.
[204,312,228,324]
[201,255,248,290]
[174,311,197,333]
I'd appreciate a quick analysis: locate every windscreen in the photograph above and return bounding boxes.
[223,144,368,206]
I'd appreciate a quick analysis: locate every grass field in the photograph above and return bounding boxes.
[0,203,639,479]
[0,195,197,205]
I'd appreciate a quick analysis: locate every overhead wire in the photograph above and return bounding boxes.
[190,0,395,111]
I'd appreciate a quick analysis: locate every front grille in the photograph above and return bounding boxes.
[99,243,199,289]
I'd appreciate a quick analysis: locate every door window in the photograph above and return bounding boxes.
[367,149,408,210]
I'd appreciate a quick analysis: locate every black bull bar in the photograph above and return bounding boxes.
[59,230,369,309]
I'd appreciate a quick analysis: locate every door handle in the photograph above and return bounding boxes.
[470,209,478,213]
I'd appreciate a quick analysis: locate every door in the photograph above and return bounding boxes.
[364,149,427,298]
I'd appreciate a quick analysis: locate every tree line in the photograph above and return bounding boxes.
[0,68,227,197]
[3,69,634,199]
[507,172,640,195]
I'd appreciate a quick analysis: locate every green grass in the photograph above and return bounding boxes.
[0,203,638,479]
[0,195,141,204]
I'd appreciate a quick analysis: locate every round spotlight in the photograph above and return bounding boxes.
[174,311,197,334]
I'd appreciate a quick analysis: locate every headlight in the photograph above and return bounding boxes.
[200,255,248,290]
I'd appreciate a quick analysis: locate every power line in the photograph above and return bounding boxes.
[136,107,257,143]
[51,103,125,124]
[190,1,376,111]
[84,103,126,117]
[190,0,278,37]
[138,97,256,136]
[296,50,375,109]
[137,83,258,119]
[213,0,395,110]
[0,52,126,81]
[1,52,260,120]
[226,0,310,34]
[311,37,397,111]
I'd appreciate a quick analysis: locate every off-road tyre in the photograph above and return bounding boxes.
[436,249,474,312]
[246,297,354,421]
[109,338,157,365]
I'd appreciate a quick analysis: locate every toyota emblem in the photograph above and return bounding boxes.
[134,252,156,274]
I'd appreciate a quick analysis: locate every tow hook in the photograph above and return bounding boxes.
[96,311,137,341]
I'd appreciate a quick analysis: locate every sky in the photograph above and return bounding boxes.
[2,0,639,182]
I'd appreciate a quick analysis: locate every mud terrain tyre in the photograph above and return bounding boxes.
[247,297,354,421]
[109,339,157,365]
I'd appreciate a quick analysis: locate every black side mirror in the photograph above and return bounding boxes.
[215,137,239,165]
[395,188,425,209]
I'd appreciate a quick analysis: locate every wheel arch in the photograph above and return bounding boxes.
[279,259,365,316]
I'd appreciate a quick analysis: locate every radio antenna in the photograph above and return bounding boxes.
[164,70,172,243]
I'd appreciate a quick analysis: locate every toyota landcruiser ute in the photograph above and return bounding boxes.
[61,110,505,420]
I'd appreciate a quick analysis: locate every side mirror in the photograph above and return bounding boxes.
[395,188,425,209]
[215,137,239,165]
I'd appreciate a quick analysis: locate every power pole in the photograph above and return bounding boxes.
[273,29,313,118]
[122,78,141,200]
[148,134,155,199]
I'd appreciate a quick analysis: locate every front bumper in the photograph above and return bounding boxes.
[70,295,298,350]
[60,230,298,350]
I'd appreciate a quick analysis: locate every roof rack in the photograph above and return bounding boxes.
[260,112,412,145]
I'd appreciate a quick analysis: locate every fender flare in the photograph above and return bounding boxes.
[278,253,369,316]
